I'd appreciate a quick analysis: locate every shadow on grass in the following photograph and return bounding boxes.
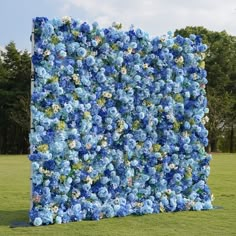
[0,210,31,227]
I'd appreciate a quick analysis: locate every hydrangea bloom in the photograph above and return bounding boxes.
[29,17,212,226]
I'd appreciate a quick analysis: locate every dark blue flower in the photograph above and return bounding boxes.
[43,160,56,171]
[80,22,91,33]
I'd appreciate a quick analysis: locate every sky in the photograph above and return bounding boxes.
[0,0,235,51]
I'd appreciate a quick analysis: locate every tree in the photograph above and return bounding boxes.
[0,42,31,154]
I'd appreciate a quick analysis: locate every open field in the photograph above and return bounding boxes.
[0,153,235,236]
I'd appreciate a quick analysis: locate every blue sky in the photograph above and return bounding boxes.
[0,0,235,51]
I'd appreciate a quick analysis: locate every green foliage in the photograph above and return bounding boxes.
[0,42,30,154]
[0,154,235,235]
[175,27,236,152]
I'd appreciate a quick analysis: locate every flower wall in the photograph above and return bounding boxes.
[29,17,212,226]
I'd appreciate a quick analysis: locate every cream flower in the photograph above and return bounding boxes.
[121,67,127,75]
[44,49,51,56]
[52,104,60,113]
[101,140,108,147]
[102,91,112,98]
[62,16,71,24]
[127,48,132,54]
[68,140,76,149]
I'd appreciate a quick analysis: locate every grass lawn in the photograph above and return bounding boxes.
[0,153,235,236]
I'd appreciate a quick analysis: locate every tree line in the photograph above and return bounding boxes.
[0,26,235,154]
[0,42,30,153]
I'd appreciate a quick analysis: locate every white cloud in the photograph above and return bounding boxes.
[0,46,5,59]
[56,0,236,36]
[59,3,71,16]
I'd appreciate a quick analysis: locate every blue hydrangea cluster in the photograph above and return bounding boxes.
[29,17,212,226]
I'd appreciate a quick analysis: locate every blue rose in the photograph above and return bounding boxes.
[55,43,66,52]
[136,28,144,38]
[80,22,91,33]
[65,65,74,75]
[42,23,54,37]
[91,40,98,47]
[32,174,43,185]
[102,205,115,218]
[77,47,87,57]
[116,57,123,66]
[36,67,47,78]
[98,187,109,199]
[33,217,42,226]
[58,50,67,58]
[193,202,203,211]
[86,55,95,66]
[107,107,119,118]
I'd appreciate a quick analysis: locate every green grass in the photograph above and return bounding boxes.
[0,153,236,236]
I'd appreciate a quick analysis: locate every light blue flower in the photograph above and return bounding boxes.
[107,107,119,118]
[32,162,39,171]
[103,205,115,218]
[138,112,145,119]
[98,187,109,199]
[51,141,64,154]
[36,67,47,78]
[116,57,123,66]
[42,23,54,37]
[86,55,95,66]
[39,208,53,224]
[96,72,106,83]
[65,65,74,75]
[32,174,43,185]
[77,47,87,57]
[100,176,109,185]
[55,216,62,224]
[55,43,66,52]
[91,40,98,47]
[193,202,203,211]
[58,50,67,58]
[33,217,42,226]
[136,28,144,38]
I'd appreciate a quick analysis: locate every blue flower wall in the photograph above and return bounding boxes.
[29,17,212,226]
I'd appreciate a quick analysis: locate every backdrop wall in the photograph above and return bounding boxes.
[29,17,212,226]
